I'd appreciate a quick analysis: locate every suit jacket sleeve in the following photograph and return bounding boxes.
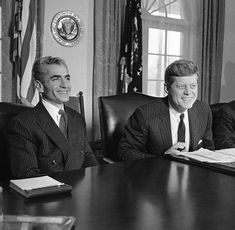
[82,133,99,167]
[213,105,235,149]
[201,106,215,150]
[78,116,99,167]
[7,118,43,178]
[118,108,156,161]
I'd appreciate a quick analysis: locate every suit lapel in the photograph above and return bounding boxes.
[64,106,82,170]
[34,102,70,159]
[65,106,78,144]
[159,98,172,149]
[188,105,200,150]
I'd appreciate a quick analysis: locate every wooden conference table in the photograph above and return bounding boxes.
[1,157,235,230]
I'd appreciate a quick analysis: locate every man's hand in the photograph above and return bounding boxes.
[164,142,186,156]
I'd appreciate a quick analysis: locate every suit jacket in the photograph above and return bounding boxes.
[7,101,98,178]
[118,97,214,160]
[213,104,235,149]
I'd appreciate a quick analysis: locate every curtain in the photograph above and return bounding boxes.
[92,0,126,140]
[199,0,225,104]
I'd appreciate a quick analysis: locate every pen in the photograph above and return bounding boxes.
[25,184,64,192]
[64,219,72,225]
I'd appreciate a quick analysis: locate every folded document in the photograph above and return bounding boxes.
[175,148,235,163]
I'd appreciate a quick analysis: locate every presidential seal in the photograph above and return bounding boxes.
[51,11,84,47]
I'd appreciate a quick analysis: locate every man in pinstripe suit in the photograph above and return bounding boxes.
[118,59,214,160]
[7,56,98,179]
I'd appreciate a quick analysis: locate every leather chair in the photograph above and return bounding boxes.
[228,100,235,111]
[0,102,30,180]
[210,102,226,117]
[99,92,156,162]
[210,102,226,140]
[210,100,235,146]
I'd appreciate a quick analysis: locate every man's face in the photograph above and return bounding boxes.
[167,74,198,113]
[37,64,71,106]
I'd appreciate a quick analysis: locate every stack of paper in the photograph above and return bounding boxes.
[175,148,235,163]
[10,176,72,198]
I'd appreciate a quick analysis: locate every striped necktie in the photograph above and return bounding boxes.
[178,113,185,142]
[59,109,67,138]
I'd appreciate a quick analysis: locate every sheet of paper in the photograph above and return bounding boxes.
[3,215,75,230]
[176,148,235,163]
[215,148,235,157]
[5,215,66,224]
[10,176,64,190]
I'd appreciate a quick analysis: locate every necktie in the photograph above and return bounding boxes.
[59,109,67,138]
[178,113,185,142]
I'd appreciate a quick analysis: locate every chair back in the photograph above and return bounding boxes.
[210,100,235,145]
[210,102,226,117]
[65,91,85,119]
[210,102,231,146]
[99,92,156,161]
[228,100,235,111]
[0,102,30,180]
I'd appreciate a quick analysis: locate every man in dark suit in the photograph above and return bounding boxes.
[213,101,235,149]
[7,56,98,178]
[118,59,214,160]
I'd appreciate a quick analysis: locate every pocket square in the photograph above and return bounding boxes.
[198,139,203,145]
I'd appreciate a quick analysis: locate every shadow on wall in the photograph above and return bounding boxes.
[220,61,235,102]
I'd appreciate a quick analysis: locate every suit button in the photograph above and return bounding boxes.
[52,160,57,165]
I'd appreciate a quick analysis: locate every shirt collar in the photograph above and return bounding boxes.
[168,101,187,117]
[41,98,64,115]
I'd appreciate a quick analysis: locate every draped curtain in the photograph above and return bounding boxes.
[199,0,225,104]
[92,0,126,140]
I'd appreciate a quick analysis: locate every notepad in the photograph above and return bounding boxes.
[10,176,72,198]
[11,176,64,190]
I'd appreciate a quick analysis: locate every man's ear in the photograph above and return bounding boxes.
[35,80,44,93]
[164,83,169,94]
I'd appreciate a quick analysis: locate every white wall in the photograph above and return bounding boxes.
[220,0,235,102]
[42,0,94,138]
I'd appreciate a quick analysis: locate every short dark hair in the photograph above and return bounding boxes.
[32,56,68,81]
[165,59,199,86]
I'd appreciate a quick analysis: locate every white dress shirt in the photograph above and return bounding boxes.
[41,99,64,127]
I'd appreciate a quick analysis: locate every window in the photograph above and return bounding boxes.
[142,0,198,97]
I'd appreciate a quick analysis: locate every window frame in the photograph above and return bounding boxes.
[142,2,193,96]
